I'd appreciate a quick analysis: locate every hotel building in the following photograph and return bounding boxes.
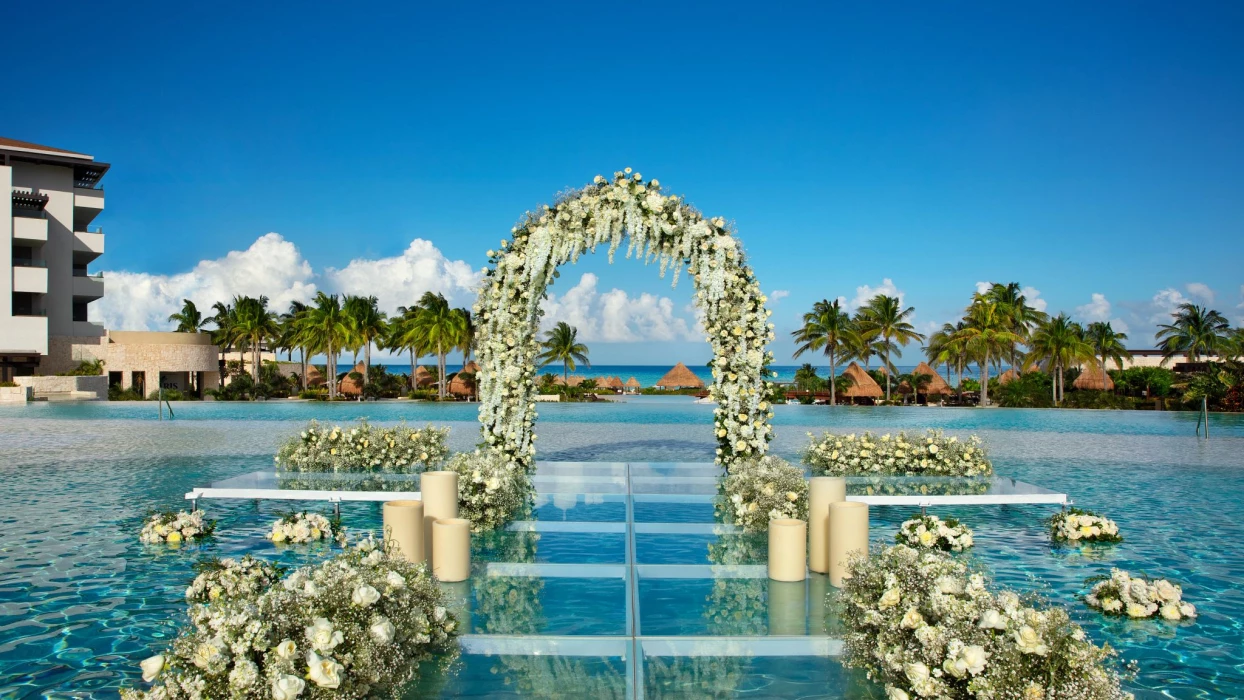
[0,137,106,381]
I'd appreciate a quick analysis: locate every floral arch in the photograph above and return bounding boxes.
[474,169,775,473]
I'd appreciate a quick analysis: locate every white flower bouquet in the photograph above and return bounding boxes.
[837,545,1131,700]
[717,456,808,532]
[897,514,975,552]
[268,511,335,544]
[275,420,449,474]
[139,510,215,544]
[444,450,534,533]
[123,535,459,699]
[1048,508,1122,544]
[186,556,284,605]
[804,429,993,477]
[1085,569,1196,621]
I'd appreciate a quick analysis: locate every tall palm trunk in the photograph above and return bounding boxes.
[829,350,837,406]
[883,348,891,401]
[1051,362,1057,405]
[437,342,446,400]
[328,343,336,399]
[980,351,990,407]
[1100,355,1109,394]
[363,340,371,387]
[409,348,416,391]
[301,347,308,391]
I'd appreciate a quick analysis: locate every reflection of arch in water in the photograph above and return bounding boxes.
[475,171,774,473]
[535,440,716,463]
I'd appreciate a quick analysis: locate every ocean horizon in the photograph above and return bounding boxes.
[323,362,990,386]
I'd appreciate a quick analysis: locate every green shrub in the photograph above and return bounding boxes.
[108,385,144,401]
[57,359,105,376]
[298,389,324,400]
[1062,390,1137,410]
[994,372,1054,408]
[0,381,18,388]
[146,388,197,401]
[407,389,438,400]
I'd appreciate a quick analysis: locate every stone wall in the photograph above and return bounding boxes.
[15,375,108,399]
[0,386,31,403]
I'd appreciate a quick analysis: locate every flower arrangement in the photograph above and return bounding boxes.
[186,556,284,604]
[474,170,774,473]
[1085,569,1196,621]
[1048,508,1122,545]
[897,514,975,552]
[837,544,1131,700]
[716,456,808,532]
[274,420,449,474]
[854,476,992,498]
[139,510,215,544]
[804,429,993,477]
[122,535,458,699]
[268,511,336,544]
[444,450,534,533]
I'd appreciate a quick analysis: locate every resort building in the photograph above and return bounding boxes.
[0,137,107,381]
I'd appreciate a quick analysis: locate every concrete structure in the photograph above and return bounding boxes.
[1,137,109,382]
[93,331,221,396]
[14,375,107,400]
[1117,350,1222,371]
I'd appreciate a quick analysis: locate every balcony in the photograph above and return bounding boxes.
[13,217,48,246]
[2,316,48,355]
[11,189,49,218]
[73,321,106,338]
[13,265,48,294]
[73,186,105,228]
[73,229,105,262]
[72,272,104,300]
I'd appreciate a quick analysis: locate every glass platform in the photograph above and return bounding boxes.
[185,462,1067,698]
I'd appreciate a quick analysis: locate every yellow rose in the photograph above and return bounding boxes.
[166,532,183,543]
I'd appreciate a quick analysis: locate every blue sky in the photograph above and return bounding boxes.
[8,1,1243,364]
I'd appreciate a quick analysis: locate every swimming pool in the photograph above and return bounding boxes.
[0,400,1240,697]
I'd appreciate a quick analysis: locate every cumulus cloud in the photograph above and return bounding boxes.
[1185,282,1215,304]
[325,238,482,312]
[1076,293,1112,322]
[540,273,697,342]
[770,290,790,302]
[846,278,903,310]
[95,233,481,331]
[973,281,1047,312]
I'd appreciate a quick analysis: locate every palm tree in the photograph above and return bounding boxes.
[410,292,462,400]
[953,294,1021,407]
[1155,303,1231,364]
[536,321,590,386]
[232,296,279,384]
[1025,313,1092,404]
[1085,321,1131,393]
[168,299,208,333]
[925,321,969,391]
[985,282,1048,375]
[343,295,388,387]
[791,299,858,405]
[209,300,239,386]
[279,301,311,391]
[793,363,821,392]
[305,292,348,399]
[389,305,426,392]
[856,295,925,402]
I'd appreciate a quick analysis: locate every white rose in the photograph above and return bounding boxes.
[904,661,930,684]
[305,617,344,651]
[977,609,1007,630]
[386,571,407,589]
[307,651,344,689]
[352,584,381,607]
[370,617,396,644]
[886,687,911,700]
[900,607,924,629]
[1154,579,1180,602]
[139,655,164,682]
[1126,603,1150,618]
[878,588,901,609]
[959,645,989,675]
[1160,603,1182,621]
[229,659,259,688]
[1013,625,1048,655]
[274,639,297,660]
[272,674,306,700]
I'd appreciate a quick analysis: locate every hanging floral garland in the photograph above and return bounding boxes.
[474,170,775,472]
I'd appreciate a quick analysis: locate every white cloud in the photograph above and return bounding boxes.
[1076,293,1112,322]
[95,233,481,331]
[540,273,697,342]
[974,281,991,295]
[1185,282,1215,304]
[770,290,790,302]
[325,238,482,312]
[95,233,318,331]
[1148,287,1192,324]
[847,278,903,310]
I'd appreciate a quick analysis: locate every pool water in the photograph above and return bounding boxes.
[0,401,1241,698]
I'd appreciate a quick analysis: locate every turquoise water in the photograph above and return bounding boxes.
[0,400,1241,697]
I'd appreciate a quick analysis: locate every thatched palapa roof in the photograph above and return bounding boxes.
[1073,365,1114,391]
[841,362,883,398]
[414,366,435,388]
[339,362,366,396]
[304,364,325,387]
[448,370,476,397]
[655,362,705,389]
[554,375,586,387]
[624,376,641,391]
[596,376,624,390]
[908,361,953,395]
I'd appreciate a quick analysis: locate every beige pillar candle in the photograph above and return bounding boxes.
[767,579,808,635]
[808,477,846,574]
[382,500,425,564]
[421,471,459,560]
[432,517,471,582]
[828,501,869,587]
[767,518,807,582]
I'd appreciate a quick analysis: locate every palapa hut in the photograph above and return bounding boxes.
[595,376,624,392]
[303,364,325,388]
[1073,364,1115,391]
[624,377,642,394]
[338,361,366,397]
[997,368,1023,385]
[655,362,705,390]
[554,375,587,387]
[413,365,435,388]
[447,370,477,399]
[901,361,953,403]
[841,362,883,404]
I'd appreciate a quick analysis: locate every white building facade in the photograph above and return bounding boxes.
[0,137,107,381]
